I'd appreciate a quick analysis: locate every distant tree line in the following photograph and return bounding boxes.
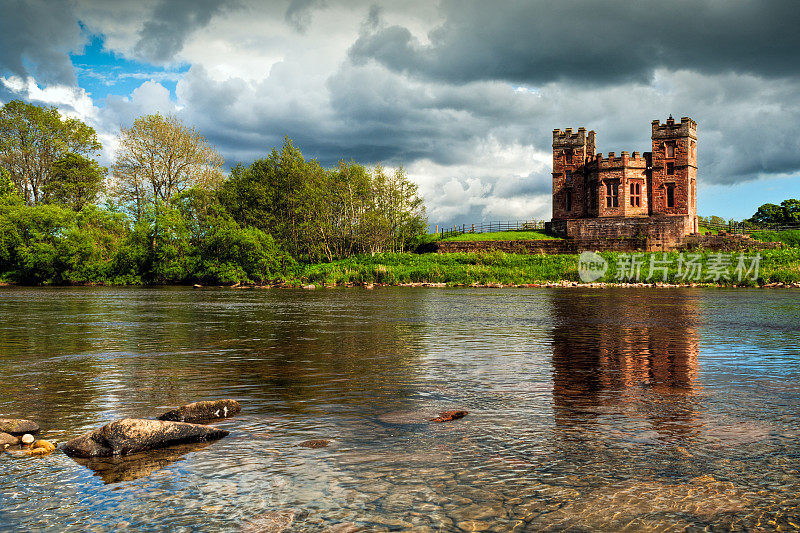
[0,100,426,285]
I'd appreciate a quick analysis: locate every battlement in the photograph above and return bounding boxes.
[553,127,596,148]
[591,150,647,166]
[651,116,697,139]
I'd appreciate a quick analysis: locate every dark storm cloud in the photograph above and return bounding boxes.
[349,0,800,85]
[0,0,83,85]
[133,0,231,63]
[285,0,326,33]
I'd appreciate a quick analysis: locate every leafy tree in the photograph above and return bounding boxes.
[748,203,784,225]
[748,199,800,225]
[0,202,127,284]
[782,199,800,223]
[42,152,107,211]
[176,187,295,284]
[0,100,101,205]
[111,113,224,221]
[219,139,427,261]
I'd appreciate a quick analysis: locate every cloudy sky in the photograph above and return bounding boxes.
[2,0,799,225]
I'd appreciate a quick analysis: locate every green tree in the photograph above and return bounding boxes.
[42,152,107,211]
[111,113,224,221]
[748,203,783,225]
[748,199,800,225]
[220,139,427,261]
[781,199,800,223]
[0,202,128,284]
[0,100,101,205]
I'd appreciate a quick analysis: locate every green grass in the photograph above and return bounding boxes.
[698,225,718,235]
[440,230,560,242]
[292,248,800,287]
[749,229,800,248]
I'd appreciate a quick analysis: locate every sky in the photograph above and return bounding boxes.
[1,0,799,226]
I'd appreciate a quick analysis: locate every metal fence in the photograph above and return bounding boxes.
[435,219,799,238]
[435,220,547,239]
[700,220,800,235]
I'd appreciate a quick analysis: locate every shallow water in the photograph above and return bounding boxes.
[1,287,799,531]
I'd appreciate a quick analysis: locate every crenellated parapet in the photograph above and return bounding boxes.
[652,116,697,140]
[589,150,648,169]
[552,127,596,149]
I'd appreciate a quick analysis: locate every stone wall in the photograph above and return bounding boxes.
[548,215,693,250]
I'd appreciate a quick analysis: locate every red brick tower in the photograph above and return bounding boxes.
[650,116,698,233]
[552,127,596,219]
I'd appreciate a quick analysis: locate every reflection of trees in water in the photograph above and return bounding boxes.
[0,288,427,432]
[203,290,427,414]
[0,289,111,435]
[549,290,702,441]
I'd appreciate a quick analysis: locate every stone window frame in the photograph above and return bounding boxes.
[665,182,676,208]
[605,180,619,208]
[666,141,676,159]
[565,189,572,212]
[666,162,675,175]
[629,182,641,207]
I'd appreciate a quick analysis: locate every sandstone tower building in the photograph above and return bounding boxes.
[548,116,698,242]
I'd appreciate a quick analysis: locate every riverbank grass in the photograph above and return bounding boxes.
[297,248,800,287]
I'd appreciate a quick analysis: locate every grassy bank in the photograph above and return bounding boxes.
[749,229,800,247]
[296,248,800,287]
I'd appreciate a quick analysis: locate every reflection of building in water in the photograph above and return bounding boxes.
[550,291,701,440]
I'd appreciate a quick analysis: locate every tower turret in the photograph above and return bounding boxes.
[552,127,595,219]
[650,116,697,231]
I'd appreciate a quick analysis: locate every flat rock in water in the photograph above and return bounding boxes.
[431,410,469,422]
[157,399,241,423]
[298,439,331,448]
[0,418,40,435]
[62,418,229,458]
[0,431,19,446]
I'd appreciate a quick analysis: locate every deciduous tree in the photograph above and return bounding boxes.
[111,113,224,221]
[42,153,107,211]
[0,100,101,205]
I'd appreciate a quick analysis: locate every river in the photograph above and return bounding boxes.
[1,287,799,531]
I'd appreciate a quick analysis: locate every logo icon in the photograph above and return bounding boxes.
[578,251,608,282]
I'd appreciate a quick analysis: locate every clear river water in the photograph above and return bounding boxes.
[1,287,799,531]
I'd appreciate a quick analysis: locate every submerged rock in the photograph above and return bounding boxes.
[62,418,229,458]
[242,509,307,533]
[157,399,241,423]
[431,410,469,423]
[298,439,331,448]
[0,418,40,435]
[0,432,19,447]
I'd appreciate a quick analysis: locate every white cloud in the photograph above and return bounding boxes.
[1,75,98,121]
